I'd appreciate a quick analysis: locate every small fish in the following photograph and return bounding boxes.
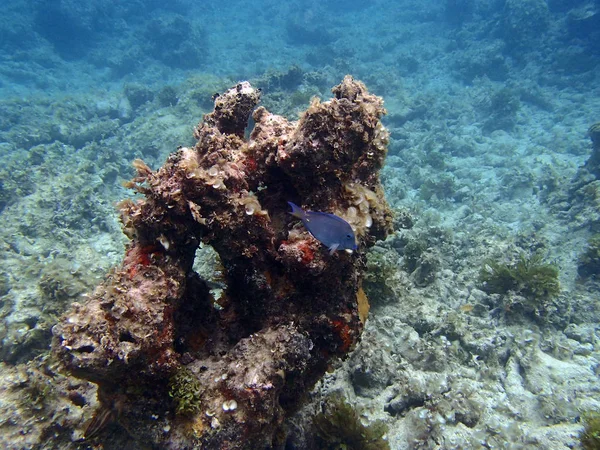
[84,394,125,440]
[288,202,357,254]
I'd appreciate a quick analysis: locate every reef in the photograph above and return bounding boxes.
[567,122,600,232]
[578,233,600,280]
[585,122,600,179]
[52,76,392,448]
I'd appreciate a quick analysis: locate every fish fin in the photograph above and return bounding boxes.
[287,201,304,218]
[84,406,114,439]
[328,243,340,255]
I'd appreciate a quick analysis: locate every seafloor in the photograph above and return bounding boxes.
[0,0,599,448]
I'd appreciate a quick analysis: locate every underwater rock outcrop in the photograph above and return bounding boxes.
[567,122,600,233]
[52,76,392,448]
[585,122,600,179]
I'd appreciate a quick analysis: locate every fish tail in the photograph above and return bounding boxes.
[287,201,304,218]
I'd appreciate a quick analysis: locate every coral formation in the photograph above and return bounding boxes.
[52,76,392,448]
[568,122,600,232]
[363,244,411,306]
[397,230,443,287]
[578,234,600,280]
[501,0,550,49]
[482,86,521,133]
[585,122,600,179]
[0,355,99,447]
[143,14,206,69]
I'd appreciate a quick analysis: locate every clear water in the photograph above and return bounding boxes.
[0,0,599,448]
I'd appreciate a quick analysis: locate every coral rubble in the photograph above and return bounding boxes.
[52,76,392,448]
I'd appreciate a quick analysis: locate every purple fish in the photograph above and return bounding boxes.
[288,202,357,254]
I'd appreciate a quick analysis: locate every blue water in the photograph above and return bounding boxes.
[0,0,599,448]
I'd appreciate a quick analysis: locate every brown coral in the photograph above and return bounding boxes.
[52,76,392,448]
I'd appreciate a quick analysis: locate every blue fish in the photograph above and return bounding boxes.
[288,202,357,254]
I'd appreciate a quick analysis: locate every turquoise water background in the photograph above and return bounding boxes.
[0,0,599,448]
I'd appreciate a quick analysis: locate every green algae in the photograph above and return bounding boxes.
[581,411,600,450]
[479,251,560,301]
[168,366,204,416]
[314,395,390,450]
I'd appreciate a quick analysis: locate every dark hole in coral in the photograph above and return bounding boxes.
[173,273,217,357]
[68,390,87,407]
[119,331,136,343]
[76,345,95,353]
[384,393,426,416]
[456,411,478,428]
[24,316,39,329]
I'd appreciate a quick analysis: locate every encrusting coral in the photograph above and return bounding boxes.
[52,76,393,448]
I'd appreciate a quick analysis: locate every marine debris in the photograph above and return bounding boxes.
[52,76,392,448]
